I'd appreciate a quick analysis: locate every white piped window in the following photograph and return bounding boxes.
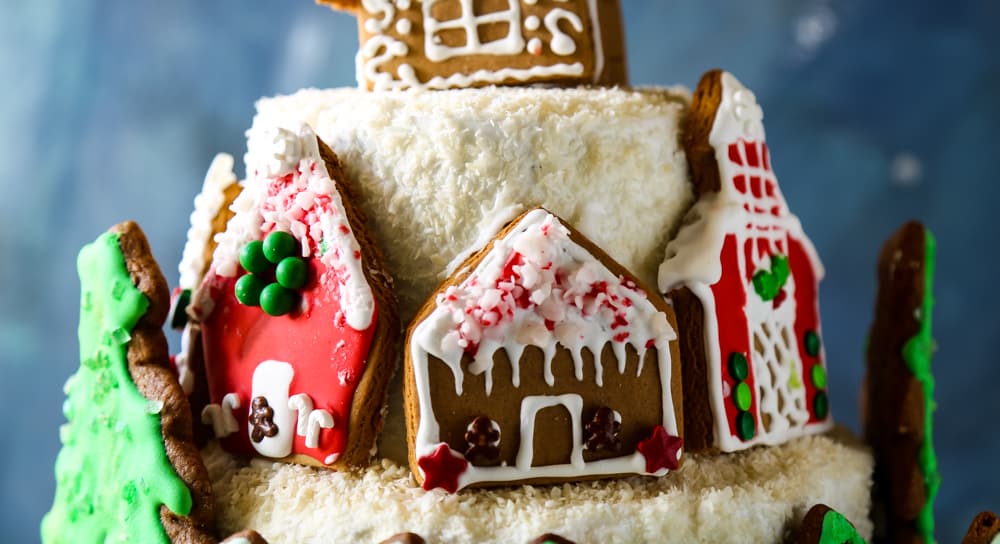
[423,0,525,62]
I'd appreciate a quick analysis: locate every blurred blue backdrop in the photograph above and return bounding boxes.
[2,0,997,541]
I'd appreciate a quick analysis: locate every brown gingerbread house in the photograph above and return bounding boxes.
[405,208,683,492]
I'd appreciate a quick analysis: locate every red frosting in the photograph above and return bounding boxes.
[200,258,377,464]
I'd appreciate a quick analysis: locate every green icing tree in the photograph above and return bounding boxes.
[903,229,940,542]
[819,510,867,544]
[42,232,192,543]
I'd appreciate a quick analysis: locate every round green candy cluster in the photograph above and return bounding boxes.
[727,352,756,441]
[235,231,309,316]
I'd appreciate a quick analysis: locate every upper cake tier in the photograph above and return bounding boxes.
[246,86,693,321]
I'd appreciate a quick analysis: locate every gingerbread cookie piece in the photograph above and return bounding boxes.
[406,208,683,492]
[192,124,400,470]
[793,504,866,544]
[319,0,627,90]
[43,222,216,544]
[659,69,832,453]
[865,221,939,544]
[962,512,1000,544]
[171,154,243,446]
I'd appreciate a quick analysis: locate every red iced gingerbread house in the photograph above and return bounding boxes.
[658,71,832,453]
[190,125,397,469]
[406,209,683,492]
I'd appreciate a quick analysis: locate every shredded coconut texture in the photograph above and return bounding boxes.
[248,86,693,322]
[204,428,872,544]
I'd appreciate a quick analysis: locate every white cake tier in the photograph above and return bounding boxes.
[204,429,873,544]
[248,86,694,321]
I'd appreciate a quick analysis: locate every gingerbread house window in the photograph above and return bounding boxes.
[423,0,525,62]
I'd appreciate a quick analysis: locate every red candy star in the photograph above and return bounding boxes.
[637,425,683,473]
[417,443,468,493]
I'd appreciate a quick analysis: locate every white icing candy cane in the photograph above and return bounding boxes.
[305,410,335,449]
[288,394,314,437]
[201,393,241,438]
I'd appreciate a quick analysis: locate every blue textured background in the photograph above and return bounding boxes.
[2,0,997,541]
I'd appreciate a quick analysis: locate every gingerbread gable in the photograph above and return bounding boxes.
[319,0,628,90]
[190,124,397,469]
[406,208,682,492]
[659,70,831,453]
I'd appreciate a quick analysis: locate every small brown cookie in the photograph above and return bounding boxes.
[220,530,270,544]
[43,221,217,543]
[661,69,831,454]
[194,126,400,470]
[405,207,683,492]
[962,511,1000,544]
[318,0,628,90]
[864,221,939,544]
[792,504,865,544]
[379,533,426,544]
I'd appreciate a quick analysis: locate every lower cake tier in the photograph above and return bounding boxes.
[203,428,872,543]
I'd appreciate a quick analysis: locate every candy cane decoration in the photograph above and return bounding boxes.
[288,394,314,437]
[305,410,335,448]
[201,393,241,438]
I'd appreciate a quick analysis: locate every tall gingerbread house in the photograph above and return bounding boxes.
[659,70,832,453]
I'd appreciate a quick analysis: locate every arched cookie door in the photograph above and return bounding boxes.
[516,394,585,470]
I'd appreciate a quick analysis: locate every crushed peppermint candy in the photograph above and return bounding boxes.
[209,125,374,331]
[419,210,675,395]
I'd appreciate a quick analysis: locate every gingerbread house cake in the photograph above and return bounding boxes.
[42,2,962,544]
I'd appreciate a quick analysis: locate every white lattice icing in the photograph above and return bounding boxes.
[209,124,375,331]
[178,153,238,291]
[410,209,680,488]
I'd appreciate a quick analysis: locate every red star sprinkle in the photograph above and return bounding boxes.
[636,425,683,473]
[417,443,468,493]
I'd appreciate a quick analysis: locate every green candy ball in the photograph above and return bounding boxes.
[239,240,270,275]
[276,257,308,289]
[234,274,266,307]
[260,283,297,316]
[264,231,298,264]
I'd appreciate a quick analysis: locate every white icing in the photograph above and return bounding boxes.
[250,360,296,458]
[410,210,680,489]
[178,153,238,291]
[305,410,336,449]
[356,0,605,90]
[517,395,584,470]
[544,9,583,56]
[657,72,830,452]
[423,0,525,63]
[288,394,314,436]
[224,538,251,544]
[202,393,241,439]
[394,17,411,35]
[210,124,375,331]
[324,453,341,465]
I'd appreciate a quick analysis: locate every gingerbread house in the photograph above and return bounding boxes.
[659,71,832,453]
[406,209,683,492]
[191,124,398,469]
[319,0,627,90]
